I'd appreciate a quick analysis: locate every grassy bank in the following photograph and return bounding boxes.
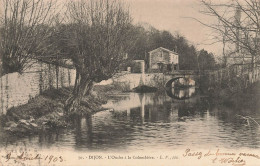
[0,84,123,135]
[229,81,260,110]
[208,81,260,110]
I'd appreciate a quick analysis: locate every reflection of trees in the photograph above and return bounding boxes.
[129,107,143,123]
[210,105,260,129]
[122,92,212,122]
[74,115,93,150]
[2,91,260,150]
[41,93,260,149]
[178,103,194,117]
[38,131,61,148]
[144,103,172,123]
[84,112,134,151]
[209,106,260,148]
[177,99,209,118]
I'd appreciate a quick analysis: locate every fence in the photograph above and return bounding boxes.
[0,61,76,115]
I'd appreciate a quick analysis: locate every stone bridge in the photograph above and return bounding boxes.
[110,70,201,90]
[164,70,201,88]
[110,64,260,90]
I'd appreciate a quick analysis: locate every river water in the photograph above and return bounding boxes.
[0,87,260,152]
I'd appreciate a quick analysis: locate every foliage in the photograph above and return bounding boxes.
[0,0,57,75]
[60,0,132,82]
[201,0,260,67]
[58,0,133,113]
[198,49,216,70]
[127,25,201,70]
[0,0,219,115]
[111,81,131,92]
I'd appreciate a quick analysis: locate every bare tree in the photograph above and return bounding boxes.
[61,0,132,113]
[0,0,57,75]
[200,0,260,68]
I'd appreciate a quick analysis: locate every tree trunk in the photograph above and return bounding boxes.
[251,55,256,83]
[65,73,93,114]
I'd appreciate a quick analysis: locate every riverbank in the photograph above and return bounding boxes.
[0,84,126,135]
[230,81,260,109]
[209,81,260,110]
[2,80,259,135]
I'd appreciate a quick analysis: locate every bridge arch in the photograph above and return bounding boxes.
[165,76,184,89]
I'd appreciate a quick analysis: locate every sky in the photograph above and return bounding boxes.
[0,0,223,56]
[125,0,223,56]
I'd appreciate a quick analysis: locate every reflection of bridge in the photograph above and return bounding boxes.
[165,87,196,100]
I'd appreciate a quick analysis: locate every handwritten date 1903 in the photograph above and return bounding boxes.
[5,152,64,164]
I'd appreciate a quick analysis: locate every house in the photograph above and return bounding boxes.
[148,47,179,72]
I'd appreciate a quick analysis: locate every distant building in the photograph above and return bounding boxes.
[132,60,145,73]
[226,52,252,66]
[227,6,259,67]
[148,47,179,72]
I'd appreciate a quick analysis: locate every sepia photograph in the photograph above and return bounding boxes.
[0,0,259,165]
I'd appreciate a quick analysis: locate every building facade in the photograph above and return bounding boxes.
[148,47,179,73]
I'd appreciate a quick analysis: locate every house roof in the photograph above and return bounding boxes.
[149,47,178,55]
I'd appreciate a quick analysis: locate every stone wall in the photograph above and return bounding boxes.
[110,72,198,90]
[112,73,170,89]
[0,61,76,115]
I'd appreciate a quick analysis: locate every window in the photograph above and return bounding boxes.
[159,51,163,58]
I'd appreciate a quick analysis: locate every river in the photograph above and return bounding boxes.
[0,87,260,152]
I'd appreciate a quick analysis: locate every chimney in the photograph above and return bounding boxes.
[235,6,241,53]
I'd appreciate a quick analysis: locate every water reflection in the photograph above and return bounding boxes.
[0,87,260,151]
[166,87,196,100]
[74,115,93,149]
